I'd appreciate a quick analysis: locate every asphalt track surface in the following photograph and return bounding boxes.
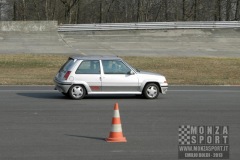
[0,85,239,160]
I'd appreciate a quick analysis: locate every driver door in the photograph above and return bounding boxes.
[101,60,139,92]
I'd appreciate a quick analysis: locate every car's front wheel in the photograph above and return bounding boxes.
[143,83,159,99]
[68,85,86,100]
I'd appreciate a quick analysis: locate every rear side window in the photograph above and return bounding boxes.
[59,58,75,72]
[75,60,100,74]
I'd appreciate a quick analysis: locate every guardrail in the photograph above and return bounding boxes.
[58,21,240,32]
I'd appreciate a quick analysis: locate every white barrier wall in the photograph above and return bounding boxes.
[0,21,58,32]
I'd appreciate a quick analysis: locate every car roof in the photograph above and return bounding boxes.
[70,55,122,60]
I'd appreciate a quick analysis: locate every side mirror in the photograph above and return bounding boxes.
[129,70,135,75]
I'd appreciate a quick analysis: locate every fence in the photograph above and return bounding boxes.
[58,21,240,32]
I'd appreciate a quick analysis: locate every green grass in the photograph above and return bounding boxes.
[0,54,68,85]
[0,54,240,85]
[124,57,240,85]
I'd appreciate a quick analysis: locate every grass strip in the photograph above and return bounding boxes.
[0,54,240,85]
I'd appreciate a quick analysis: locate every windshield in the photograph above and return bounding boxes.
[122,61,140,73]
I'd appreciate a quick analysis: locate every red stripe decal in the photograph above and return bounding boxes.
[90,86,100,91]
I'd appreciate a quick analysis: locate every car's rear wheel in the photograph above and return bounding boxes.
[143,83,159,99]
[68,85,86,100]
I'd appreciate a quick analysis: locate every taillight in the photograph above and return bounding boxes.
[64,71,71,80]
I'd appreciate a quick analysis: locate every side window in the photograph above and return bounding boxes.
[75,60,100,74]
[102,60,131,74]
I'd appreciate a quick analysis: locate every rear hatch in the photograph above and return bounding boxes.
[56,58,76,81]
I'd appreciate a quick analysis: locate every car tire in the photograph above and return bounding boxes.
[68,85,86,100]
[143,83,159,99]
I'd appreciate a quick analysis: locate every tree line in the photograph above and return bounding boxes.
[1,0,239,24]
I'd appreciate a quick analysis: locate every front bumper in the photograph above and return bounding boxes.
[160,86,168,94]
[160,82,168,94]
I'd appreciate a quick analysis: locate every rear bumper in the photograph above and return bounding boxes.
[54,78,72,93]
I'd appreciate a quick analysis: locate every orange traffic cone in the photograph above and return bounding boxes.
[106,103,127,142]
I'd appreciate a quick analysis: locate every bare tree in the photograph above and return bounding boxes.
[99,0,103,23]
[215,0,222,21]
[137,0,141,22]
[236,0,240,20]
[2,0,239,23]
[226,0,232,20]
[22,0,26,20]
[164,0,168,21]
[183,0,186,21]
[193,0,198,20]
[60,0,78,23]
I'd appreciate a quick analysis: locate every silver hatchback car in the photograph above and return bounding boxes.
[54,56,168,99]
